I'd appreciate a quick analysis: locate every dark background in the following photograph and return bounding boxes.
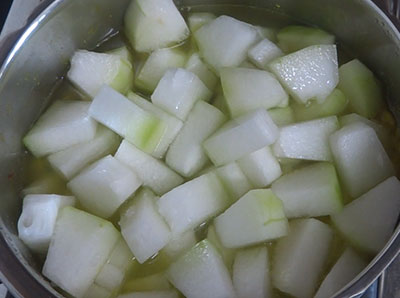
[0,0,13,34]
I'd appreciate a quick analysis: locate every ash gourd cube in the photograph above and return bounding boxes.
[207,224,236,269]
[248,38,283,69]
[185,53,219,91]
[268,106,295,126]
[188,12,216,32]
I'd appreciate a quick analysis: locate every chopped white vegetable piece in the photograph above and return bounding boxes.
[207,225,236,269]
[188,12,216,32]
[95,263,124,292]
[248,39,283,69]
[185,53,219,90]
[107,46,133,62]
[163,230,197,259]
[255,26,277,42]
[108,237,134,272]
[268,106,295,126]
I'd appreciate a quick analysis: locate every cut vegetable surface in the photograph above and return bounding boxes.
[268,106,295,126]
[331,176,400,255]
[271,162,343,218]
[188,12,216,32]
[163,230,197,260]
[185,53,218,90]
[248,38,283,69]
[207,225,236,269]
[214,189,289,248]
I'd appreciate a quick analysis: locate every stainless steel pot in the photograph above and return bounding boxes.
[0,0,399,297]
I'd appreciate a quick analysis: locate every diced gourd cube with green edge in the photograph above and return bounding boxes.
[255,26,277,42]
[273,116,339,162]
[272,218,333,298]
[115,140,183,195]
[188,12,216,32]
[207,225,236,269]
[185,53,219,90]
[293,88,348,121]
[203,109,279,166]
[267,106,295,126]
[120,188,172,264]
[269,45,339,104]
[338,59,383,118]
[118,290,179,298]
[167,240,236,298]
[23,100,97,158]
[214,162,253,201]
[68,155,142,218]
[166,101,226,177]
[84,284,111,298]
[214,189,289,248]
[233,246,271,298]
[329,122,394,198]
[48,126,120,180]
[194,15,259,72]
[67,50,133,98]
[107,46,133,63]
[17,194,75,254]
[89,86,167,156]
[277,25,335,53]
[163,230,197,259]
[124,0,189,52]
[122,272,172,292]
[135,48,187,93]
[151,68,212,120]
[248,39,283,69]
[157,172,230,235]
[42,207,120,298]
[331,176,400,255]
[221,67,289,117]
[271,162,343,218]
[237,147,282,188]
[314,248,368,298]
[22,174,66,196]
[127,91,183,158]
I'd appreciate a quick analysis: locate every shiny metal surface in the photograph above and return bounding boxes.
[0,0,399,297]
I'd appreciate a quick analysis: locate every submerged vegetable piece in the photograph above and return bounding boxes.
[22,174,67,196]
[233,246,271,298]
[185,53,219,91]
[120,188,171,264]
[67,50,133,98]
[277,25,335,53]
[151,68,212,120]
[267,106,295,126]
[273,116,339,162]
[207,225,236,269]
[271,162,343,218]
[24,100,97,157]
[107,46,133,63]
[214,189,289,248]
[269,45,339,104]
[118,291,179,298]
[124,0,189,52]
[18,194,75,254]
[163,230,197,260]
[168,240,236,298]
[122,272,171,292]
[188,12,216,32]
[314,248,367,298]
[194,15,259,72]
[203,109,279,166]
[220,67,288,117]
[331,176,400,255]
[43,207,120,298]
[338,59,383,118]
[89,86,167,156]
[272,218,333,298]
[157,172,230,235]
[248,38,283,69]
[68,155,142,218]
[329,122,394,198]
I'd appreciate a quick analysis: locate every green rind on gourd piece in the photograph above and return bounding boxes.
[267,106,295,126]
[185,53,219,91]
[118,290,179,298]
[135,48,186,93]
[272,218,333,298]
[248,39,283,70]
[163,230,197,260]
[166,100,226,177]
[329,122,394,198]
[271,162,343,218]
[188,12,216,32]
[151,68,212,121]
[124,0,189,52]
[220,67,288,117]
[203,109,279,166]
[233,246,271,298]
[269,45,339,105]
[194,15,259,72]
[214,189,289,248]
[314,248,368,298]
[42,207,120,298]
[331,176,400,255]
[120,188,171,264]
[273,115,339,162]
[89,86,168,156]
[107,46,133,63]
[67,155,142,218]
[127,91,183,158]
[207,224,236,269]
[293,88,348,121]
[115,140,183,195]
[23,100,97,158]
[48,126,120,180]
[167,239,236,298]
[67,50,133,98]
[338,59,383,118]
[157,172,230,235]
[277,25,335,53]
